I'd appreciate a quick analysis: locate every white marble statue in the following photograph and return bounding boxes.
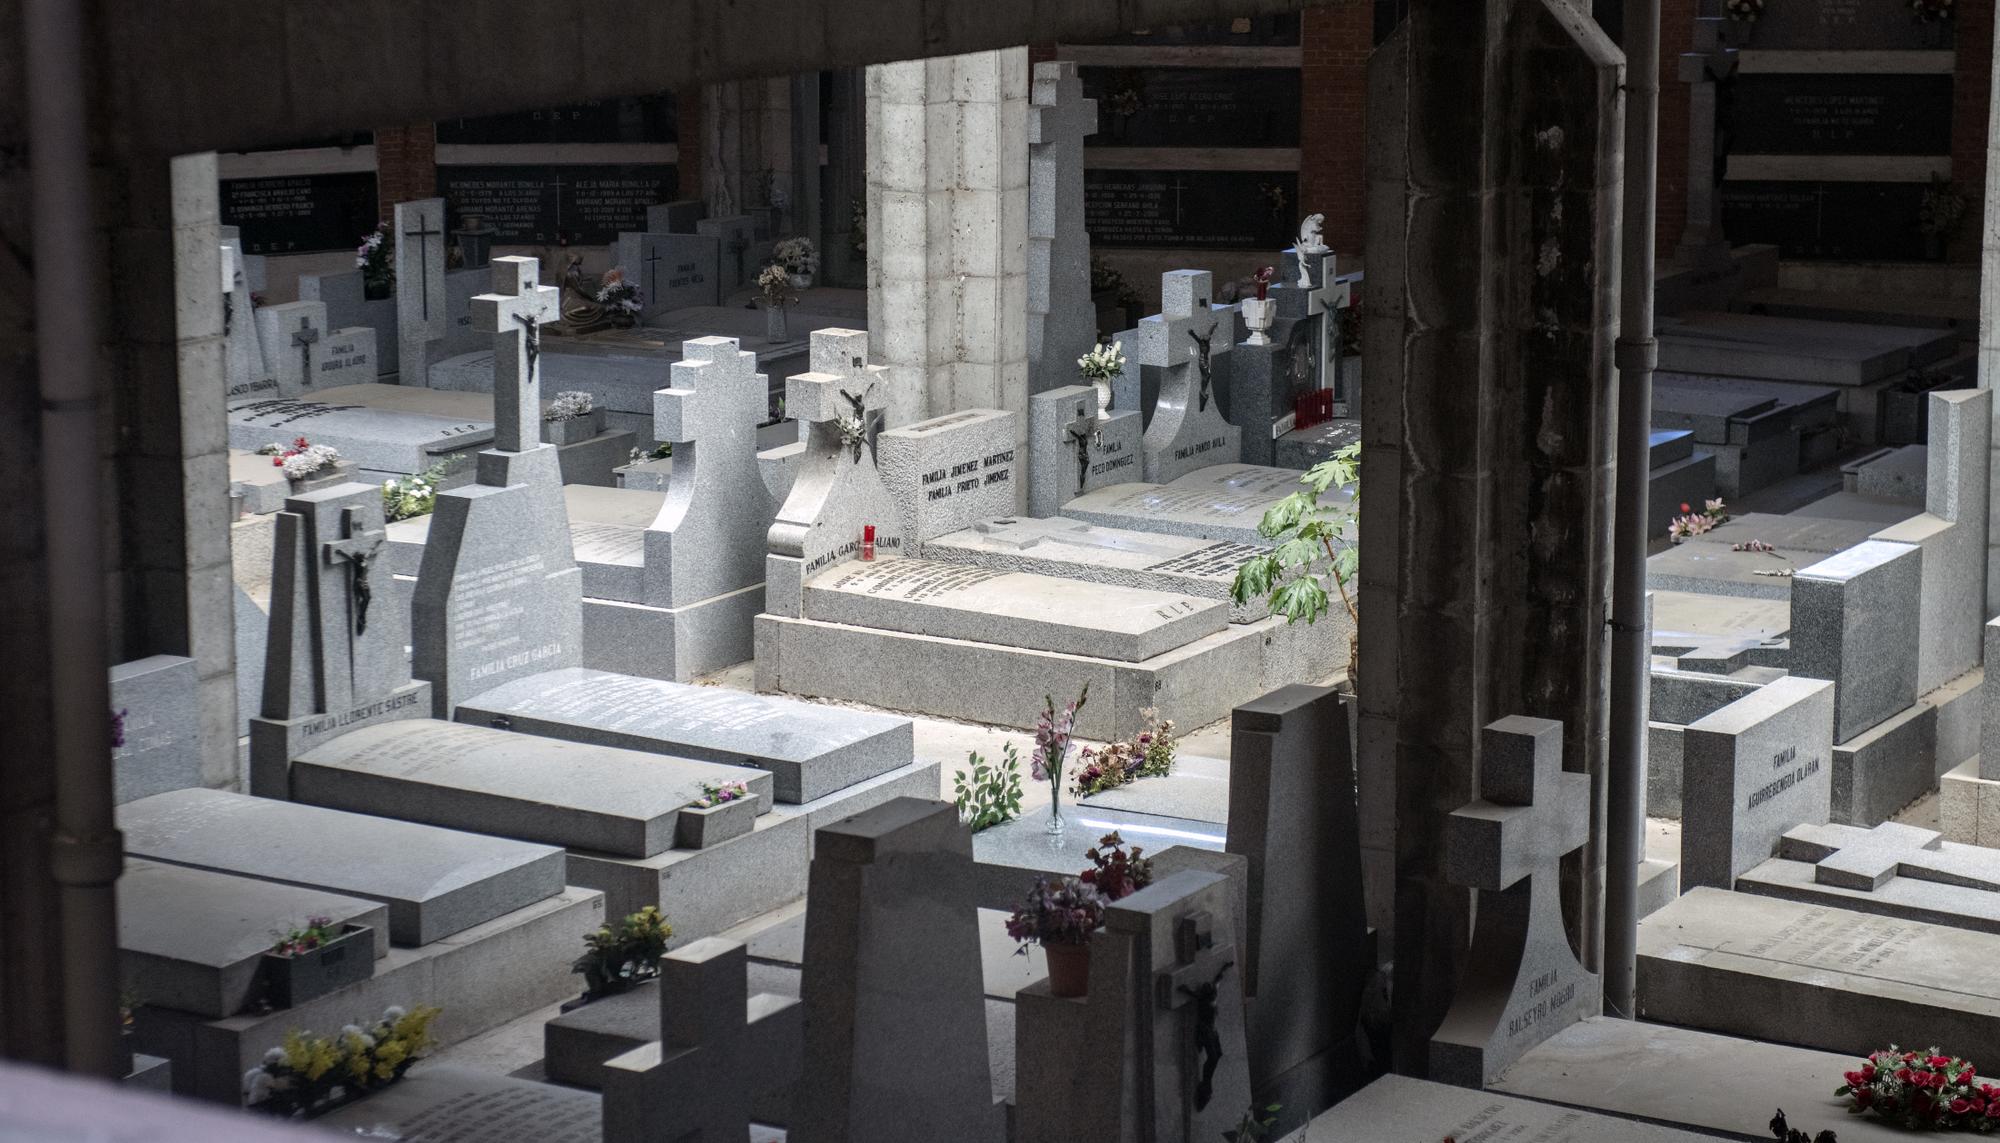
[1296,213,1328,254]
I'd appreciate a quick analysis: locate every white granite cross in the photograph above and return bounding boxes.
[1778,821,2000,893]
[645,336,770,606]
[1130,270,1236,416]
[601,937,801,1143]
[1446,716,1590,893]
[787,327,893,460]
[471,256,560,453]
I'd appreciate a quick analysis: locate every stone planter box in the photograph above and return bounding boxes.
[289,461,356,495]
[259,924,373,1010]
[543,408,605,447]
[674,798,756,850]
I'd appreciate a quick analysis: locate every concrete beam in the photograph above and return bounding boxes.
[101,0,1327,158]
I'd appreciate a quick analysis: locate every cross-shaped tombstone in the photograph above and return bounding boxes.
[470,256,561,453]
[1132,270,1241,483]
[1026,61,1100,392]
[643,336,772,608]
[1778,821,2000,892]
[395,198,448,384]
[600,937,802,1143]
[641,243,664,303]
[1429,715,1601,1088]
[322,506,386,638]
[290,316,321,386]
[1156,911,1237,1117]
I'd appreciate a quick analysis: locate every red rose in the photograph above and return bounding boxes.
[1953,1099,1974,1115]
[1932,1055,1955,1068]
[1845,1070,1866,1086]
[1679,502,1691,514]
[272,456,283,467]
[1898,1068,1916,1083]
[1855,1090,1874,1109]
[1961,1068,1977,1084]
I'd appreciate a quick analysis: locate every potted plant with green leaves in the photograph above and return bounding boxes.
[1230,441,1359,688]
[1006,875,1104,998]
[568,906,673,1009]
[261,915,374,1010]
[774,236,819,289]
[676,779,757,849]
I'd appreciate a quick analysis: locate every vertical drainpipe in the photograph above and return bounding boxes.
[1604,0,1661,1019]
[24,0,125,1076]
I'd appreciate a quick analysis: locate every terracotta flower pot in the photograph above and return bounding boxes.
[1044,940,1090,998]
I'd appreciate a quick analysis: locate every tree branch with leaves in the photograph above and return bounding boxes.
[1229,441,1360,685]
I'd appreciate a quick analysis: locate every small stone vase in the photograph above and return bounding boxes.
[1242,297,1276,346]
[765,303,789,340]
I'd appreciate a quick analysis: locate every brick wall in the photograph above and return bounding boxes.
[1300,1,1372,254]
[372,124,436,221]
[1953,0,1993,262]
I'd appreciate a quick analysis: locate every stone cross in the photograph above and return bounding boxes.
[402,213,443,319]
[1297,252,1345,398]
[470,256,560,453]
[644,336,772,608]
[1779,821,2000,892]
[1026,61,1100,395]
[642,243,664,303]
[323,506,385,638]
[394,198,449,385]
[1676,17,1738,266]
[601,937,802,1143]
[290,316,320,386]
[1132,270,1241,482]
[1429,715,1601,1087]
[1156,911,1237,1115]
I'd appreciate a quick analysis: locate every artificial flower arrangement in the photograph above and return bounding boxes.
[1079,832,1153,902]
[270,916,341,959]
[593,268,643,318]
[545,390,596,422]
[1077,340,1127,385]
[356,225,393,298]
[1668,497,1729,543]
[1071,709,1177,798]
[693,779,752,808]
[1005,833,1153,997]
[758,263,794,308]
[628,441,674,464]
[572,906,674,1001]
[1839,1045,1996,1131]
[259,437,343,481]
[381,460,453,523]
[773,236,819,278]
[243,1005,441,1118]
[1725,0,1763,20]
[1033,685,1089,836]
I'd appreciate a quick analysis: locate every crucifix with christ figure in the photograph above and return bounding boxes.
[471,256,561,453]
[323,506,386,638]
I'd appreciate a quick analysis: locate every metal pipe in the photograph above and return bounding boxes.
[24,0,125,1077]
[1604,0,1661,1019]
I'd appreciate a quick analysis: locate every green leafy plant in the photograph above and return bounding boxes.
[381,459,456,523]
[1224,1103,1282,1142]
[572,906,673,998]
[243,1005,440,1117]
[1230,442,1360,684]
[954,742,1024,832]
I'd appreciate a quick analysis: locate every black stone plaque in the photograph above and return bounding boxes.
[437,165,677,245]
[437,95,676,145]
[220,171,380,256]
[1731,74,1952,156]
[1722,180,1933,261]
[1739,0,1952,51]
[1086,169,1298,250]
[1080,14,1299,46]
[1082,67,1301,149]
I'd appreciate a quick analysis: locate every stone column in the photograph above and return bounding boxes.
[1359,0,1623,1073]
[866,48,1030,426]
[1981,3,2000,613]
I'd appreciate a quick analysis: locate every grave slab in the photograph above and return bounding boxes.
[1832,696,1938,826]
[1080,752,1230,823]
[0,1057,320,1142]
[1638,887,2000,1059]
[1679,676,1835,890]
[1645,537,1827,601]
[117,787,565,946]
[312,1063,603,1139]
[1738,821,2000,935]
[227,396,494,478]
[925,516,1276,623]
[1062,462,1325,546]
[118,859,389,1020]
[1792,539,1922,742]
[563,484,655,603]
[1286,1073,1717,1142]
[110,655,203,805]
[291,719,772,857]
[1657,311,1958,386]
[455,666,912,804]
[801,557,1226,663]
[1649,589,1789,643]
[1791,489,1925,524]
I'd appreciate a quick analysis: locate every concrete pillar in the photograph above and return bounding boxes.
[824,69,868,288]
[1359,0,1623,1073]
[790,72,824,257]
[865,49,1030,425]
[1982,4,2000,612]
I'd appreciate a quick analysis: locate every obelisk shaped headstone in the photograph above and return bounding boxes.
[1027,61,1099,395]
[221,239,275,401]
[394,197,449,386]
[412,256,583,716]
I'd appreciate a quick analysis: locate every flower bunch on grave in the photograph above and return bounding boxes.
[243,1004,441,1118]
[355,224,393,299]
[692,780,751,809]
[381,459,453,523]
[260,436,343,481]
[1912,0,1953,22]
[269,916,340,958]
[1839,1046,1994,1131]
[1079,832,1153,902]
[1070,709,1177,797]
[1768,1109,1839,1143]
[1252,266,1275,301]
[1033,685,1089,833]
[953,742,1025,833]
[1668,497,1729,544]
[544,390,596,422]
[1224,1103,1283,1142]
[1005,875,1104,951]
[1077,340,1127,384]
[1725,0,1762,20]
[773,236,819,277]
[627,441,674,465]
[1232,441,1361,685]
[592,268,643,317]
[572,906,674,1000]
[758,263,795,309]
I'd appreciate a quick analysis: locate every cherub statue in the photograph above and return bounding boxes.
[1296,212,1328,253]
